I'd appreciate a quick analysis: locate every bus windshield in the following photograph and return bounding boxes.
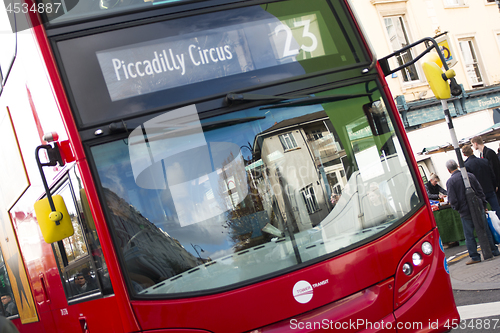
[90,81,421,297]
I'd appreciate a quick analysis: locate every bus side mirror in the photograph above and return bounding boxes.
[34,135,74,243]
[34,195,74,243]
[421,53,455,100]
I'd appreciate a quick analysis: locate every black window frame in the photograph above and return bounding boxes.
[49,166,113,304]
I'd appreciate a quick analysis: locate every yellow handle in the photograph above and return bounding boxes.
[444,69,456,80]
[49,211,63,222]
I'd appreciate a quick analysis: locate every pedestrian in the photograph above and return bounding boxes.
[0,316,19,333]
[425,173,447,200]
[462,144,500,220]
[445,159,500,265]
[471,136,500,200]
[81,267,98,290]
[0,295,17,317]
[72,272,98,295]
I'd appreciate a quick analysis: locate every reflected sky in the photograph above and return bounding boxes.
[92,102,325,258]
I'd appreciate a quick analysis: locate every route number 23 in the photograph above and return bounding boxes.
[275,20,318,57]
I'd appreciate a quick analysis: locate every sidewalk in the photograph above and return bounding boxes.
[445,244,500,290]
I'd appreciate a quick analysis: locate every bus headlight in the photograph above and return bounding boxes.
[412,252,423,266]
[402,263,412,275]
[421,241,433,255]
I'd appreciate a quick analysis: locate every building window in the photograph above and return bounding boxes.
[301,185,319,214]
[443,0,466,6]
[384,16,420,83]
[490,0,500,9]
[279,132,298,151]
[311,130,323,140]
[458,39,483,87]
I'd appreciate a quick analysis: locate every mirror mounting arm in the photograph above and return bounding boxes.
[35,143,65,225]
[379,36,462,97]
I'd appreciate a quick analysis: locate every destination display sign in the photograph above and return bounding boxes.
[97,13,330,101]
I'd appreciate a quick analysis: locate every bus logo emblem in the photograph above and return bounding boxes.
[293,280,313,304]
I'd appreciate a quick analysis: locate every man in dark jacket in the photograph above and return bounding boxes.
[0,316,19,333]
[445,159,500,265]
[0,296,17,318]
[471,136,500,200]
[425,173,447,200]
[462,144,500,220]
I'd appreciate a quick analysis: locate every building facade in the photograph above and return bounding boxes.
[351,0,500,185]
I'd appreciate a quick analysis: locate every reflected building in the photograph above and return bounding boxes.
[251,111,348,232]
[103,188,199,289]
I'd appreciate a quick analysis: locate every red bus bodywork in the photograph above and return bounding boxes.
[1,1,459,332]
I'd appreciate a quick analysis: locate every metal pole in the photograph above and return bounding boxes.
[442,100,493,260]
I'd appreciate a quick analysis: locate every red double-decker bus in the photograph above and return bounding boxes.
[0,0,459,331]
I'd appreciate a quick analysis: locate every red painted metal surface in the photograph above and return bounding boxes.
[26,85,46,145]
[255,279,396,332]
[394,229,459,333]
[1,4,457,333]
[9,198,63,332]
[148,328,215,333]
[394,232,435,309]
[58,141,76,164]
[28,11,140,333]
[49,296,124,333]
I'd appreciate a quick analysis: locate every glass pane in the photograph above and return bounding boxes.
[384,16,419,82]
[51,170,113,300]
[459,40,483,85]
[69,168,114,295]
[57,185,89,262]
[91,81,420,296]
[65,261,100,298]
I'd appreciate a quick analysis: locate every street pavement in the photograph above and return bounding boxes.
[445,244,500,291]
[445,243,500,330]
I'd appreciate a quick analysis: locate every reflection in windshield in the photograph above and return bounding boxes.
[91,82,419,295]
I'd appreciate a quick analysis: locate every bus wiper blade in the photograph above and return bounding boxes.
[129,116,266,145]
[202,116,266,131]
[224,93,307,106]
[259,93,372,110]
